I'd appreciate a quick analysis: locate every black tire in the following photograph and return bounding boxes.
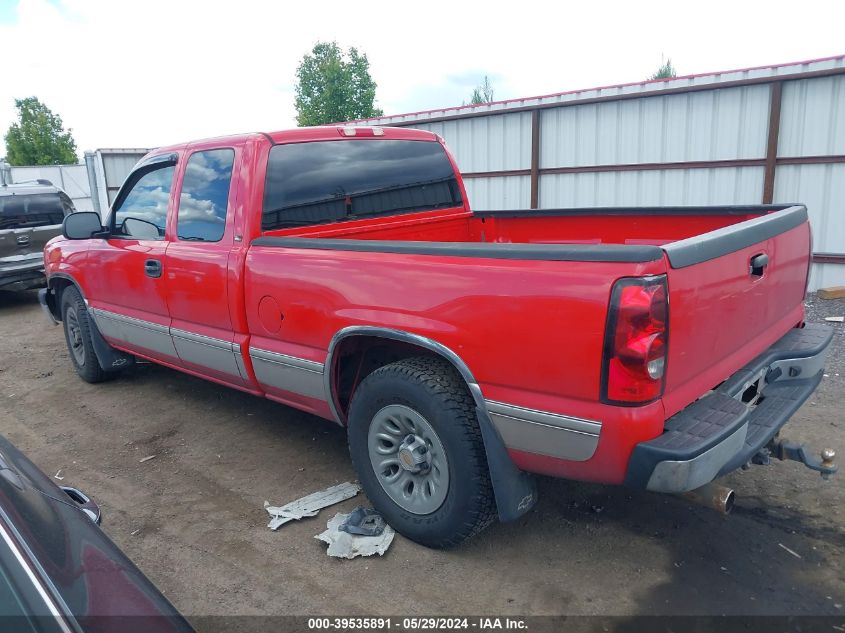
[348,356,496,548]
[60,286,112,383]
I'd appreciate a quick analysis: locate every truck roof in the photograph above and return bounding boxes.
[264,126,437,144]
[152,126,439,156]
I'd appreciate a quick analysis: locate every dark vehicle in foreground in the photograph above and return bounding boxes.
[0,433,194,632]
[0,181,75,291]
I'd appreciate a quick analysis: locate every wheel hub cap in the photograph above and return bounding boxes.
[398,434,430,473]
[367,404,450,515]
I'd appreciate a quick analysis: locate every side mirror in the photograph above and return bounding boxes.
[122,217,162,239]
[63,212,105,240]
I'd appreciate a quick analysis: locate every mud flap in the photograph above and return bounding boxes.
[86,310,134,372]
[38,288,60,325]
[477,406,538,522]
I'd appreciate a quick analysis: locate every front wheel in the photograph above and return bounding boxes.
[347,356,496,548]
[61,287,113,383]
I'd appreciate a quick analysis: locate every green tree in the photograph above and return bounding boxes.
[468,75,495,104]
[4,97,78,165]
[649,58,677,80]
[294,42,383,126]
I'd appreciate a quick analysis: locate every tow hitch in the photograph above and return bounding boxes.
[754,439,837,480]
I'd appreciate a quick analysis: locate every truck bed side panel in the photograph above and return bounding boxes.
[244,245,667,483]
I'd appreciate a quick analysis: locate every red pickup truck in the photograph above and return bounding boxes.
[40,126,835,548]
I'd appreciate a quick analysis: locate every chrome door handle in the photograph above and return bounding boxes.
[144,259,162,278]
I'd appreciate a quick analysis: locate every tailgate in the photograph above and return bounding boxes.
[0,224,62,261]
[661,205,811,417]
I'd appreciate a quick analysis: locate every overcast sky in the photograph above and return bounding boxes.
[1,0,843,157]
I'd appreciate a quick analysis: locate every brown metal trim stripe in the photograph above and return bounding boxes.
[529,110,540,209]
[763,81,783,204]
[460,155,845,180]
[539,158,764,175]
[777,155,845,166]
[812,253,845,264]
[462,169,531,179]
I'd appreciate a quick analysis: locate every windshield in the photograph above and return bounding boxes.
[262,139,463,231]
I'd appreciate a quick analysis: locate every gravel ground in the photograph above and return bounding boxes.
[0,290,843,629]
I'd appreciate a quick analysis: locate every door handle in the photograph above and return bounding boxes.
[750,253,769,277]
[144,259,162,278]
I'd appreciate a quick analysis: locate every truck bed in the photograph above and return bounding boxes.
[248,203,810,483]
[260,205,771,248]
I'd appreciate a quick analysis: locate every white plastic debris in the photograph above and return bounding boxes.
[264,482,360,530]
[824,316,844,322]
[53,470,64,481]
[316,511,395,559]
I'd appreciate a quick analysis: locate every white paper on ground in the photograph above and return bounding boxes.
[264,482,361,530]
[316,512,395,559]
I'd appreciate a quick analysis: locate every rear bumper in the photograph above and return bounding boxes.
[0,265,45,290]
[624,323,832,493]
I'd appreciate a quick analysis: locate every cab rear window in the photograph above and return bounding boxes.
[0,193,69,230]
[262,139,463,231]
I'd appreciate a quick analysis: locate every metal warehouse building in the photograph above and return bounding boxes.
[359,55,845,291]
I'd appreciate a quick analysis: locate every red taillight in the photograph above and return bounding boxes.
[805,223,813,299]
[601,275,668,405]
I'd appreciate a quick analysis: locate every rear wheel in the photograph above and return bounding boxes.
[61,287,112,383]
[348,356,496,548]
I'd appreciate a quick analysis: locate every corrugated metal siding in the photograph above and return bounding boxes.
[464,176,531,210]
[540,167,765,208]
[775,163,845,253]
[409,114,532,209]
[779,74,845,156]
[101,151,146,204]
[540,85,770,167]
[419,112,533,172]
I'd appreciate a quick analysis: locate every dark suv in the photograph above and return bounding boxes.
[0,181,76,291]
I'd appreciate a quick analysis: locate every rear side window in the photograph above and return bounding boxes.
[262,139,463,231]
[177,149,235,242]
[113,165,175,239]
[0,193,68,230]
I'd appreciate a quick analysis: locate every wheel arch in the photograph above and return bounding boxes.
[327,326,539,524]
[324,326,485,426]
[45,273,86,321]
[47,274,133,373]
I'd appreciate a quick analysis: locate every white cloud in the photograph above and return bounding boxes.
[184,151,228,186]
[1,0,843,156]
[178,193,224,223]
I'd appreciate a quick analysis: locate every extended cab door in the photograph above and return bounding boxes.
[164,146,248,386]
[85,154,180,363]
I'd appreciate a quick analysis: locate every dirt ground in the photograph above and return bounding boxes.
[1,290,843,624]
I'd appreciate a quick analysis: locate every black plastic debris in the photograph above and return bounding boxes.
[339,506,386,536]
